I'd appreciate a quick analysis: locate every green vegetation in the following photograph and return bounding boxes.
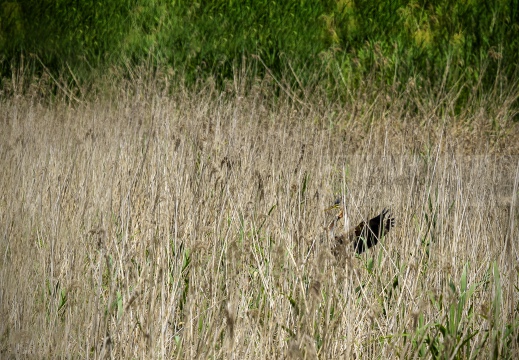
[1,0,519,98]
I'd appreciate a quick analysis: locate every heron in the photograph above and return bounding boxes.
[326,198,394,255]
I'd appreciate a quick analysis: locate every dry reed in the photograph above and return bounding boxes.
[1,75,518,358]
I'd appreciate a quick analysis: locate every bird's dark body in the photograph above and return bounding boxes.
[333,208,394,255]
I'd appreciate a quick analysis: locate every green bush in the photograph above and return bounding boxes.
[1,0,518,98]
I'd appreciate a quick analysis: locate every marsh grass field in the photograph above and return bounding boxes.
[1,74,519,358]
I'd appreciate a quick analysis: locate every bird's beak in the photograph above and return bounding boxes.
[325,204,339,212]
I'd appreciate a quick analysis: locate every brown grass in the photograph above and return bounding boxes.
[1,75,519,358]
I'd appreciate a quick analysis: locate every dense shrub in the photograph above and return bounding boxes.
[1,0,518,97]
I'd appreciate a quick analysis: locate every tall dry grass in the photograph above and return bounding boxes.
[1,76,519,358]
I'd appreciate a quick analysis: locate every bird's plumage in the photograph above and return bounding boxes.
[329,204,394,255]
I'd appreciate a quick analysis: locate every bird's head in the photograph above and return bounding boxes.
[325,197,349,232]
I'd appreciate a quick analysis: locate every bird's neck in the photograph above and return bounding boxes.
[343,208,350,232]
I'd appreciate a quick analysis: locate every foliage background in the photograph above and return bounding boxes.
[1,0,519,97]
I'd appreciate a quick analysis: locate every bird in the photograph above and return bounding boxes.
[326,198,394,255]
